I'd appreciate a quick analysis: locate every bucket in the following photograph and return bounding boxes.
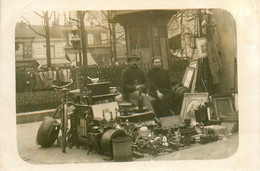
[101,129,127,156]
[112,137,132,162]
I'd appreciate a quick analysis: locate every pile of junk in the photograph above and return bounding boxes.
[35,93,238,162]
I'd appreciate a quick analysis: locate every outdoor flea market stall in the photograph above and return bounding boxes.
[18,9,238,162]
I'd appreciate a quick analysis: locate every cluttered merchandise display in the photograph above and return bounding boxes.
[35,69,238,162]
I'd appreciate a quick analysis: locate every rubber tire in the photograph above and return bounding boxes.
[61,104,68,153]
[36,117,59,147]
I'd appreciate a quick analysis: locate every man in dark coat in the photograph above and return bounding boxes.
[147,56,174,117]
[121,54,153,112]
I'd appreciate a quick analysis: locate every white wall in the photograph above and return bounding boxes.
[32,39,66,59]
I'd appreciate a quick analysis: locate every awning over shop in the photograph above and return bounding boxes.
[67,53,97,65]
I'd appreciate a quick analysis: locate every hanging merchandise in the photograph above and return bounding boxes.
[196,37,208,58]
[33,70,43,91]
[53,70,57,81]
[201,18,207,35]
[66,69,72,83]
[45,69,54,89]
[38,69,55,89]
[59,69,72,83]
[200,8,213,36]
[194,15,200,38]
[207,40,223,84]
[183,28,195,58]
[206,19,223,85]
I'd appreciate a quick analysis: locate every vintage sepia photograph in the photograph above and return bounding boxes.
[2,0,260,169]
[14,9,241,164]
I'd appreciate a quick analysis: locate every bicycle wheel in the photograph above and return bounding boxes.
[61,103,68,153]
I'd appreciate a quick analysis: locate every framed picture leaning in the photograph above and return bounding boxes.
[182,67,195,89]
[180,93,209,122]
[211,94,234,118]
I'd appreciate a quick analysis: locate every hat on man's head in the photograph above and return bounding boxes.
[151,56,162,63]
[127,54,140,62]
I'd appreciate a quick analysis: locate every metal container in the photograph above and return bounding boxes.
[112,137,132,162]
[100,129,126,156]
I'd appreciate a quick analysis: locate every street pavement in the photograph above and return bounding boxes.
[16,120,239,165]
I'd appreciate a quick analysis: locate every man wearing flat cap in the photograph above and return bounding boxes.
[147,56,174,118]
[121,54,153,112]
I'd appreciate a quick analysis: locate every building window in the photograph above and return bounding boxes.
[88,33,94,45]
[101,33,108,44]
[15,42,24,59]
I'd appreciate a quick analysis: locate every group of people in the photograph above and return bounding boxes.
[121,54,175,118]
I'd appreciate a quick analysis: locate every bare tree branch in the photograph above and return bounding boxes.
[22,16,46,38]
[69,17,79,23]
[88,11,103,25]
[48,11,54,20]
[87,11,112,31]
[115,34,125,40]
[95,24,109,30]
[101,10,108,18]
[52,23,72,27]
[33,11,44,18]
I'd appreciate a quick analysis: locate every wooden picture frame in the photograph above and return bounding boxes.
[182,66,195,89]
[189,59,199,93]
[91,102,119,119]
[180,93,209,121]
[195,37,208,58]
[211,94,234,118]
[189,59,198,68]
